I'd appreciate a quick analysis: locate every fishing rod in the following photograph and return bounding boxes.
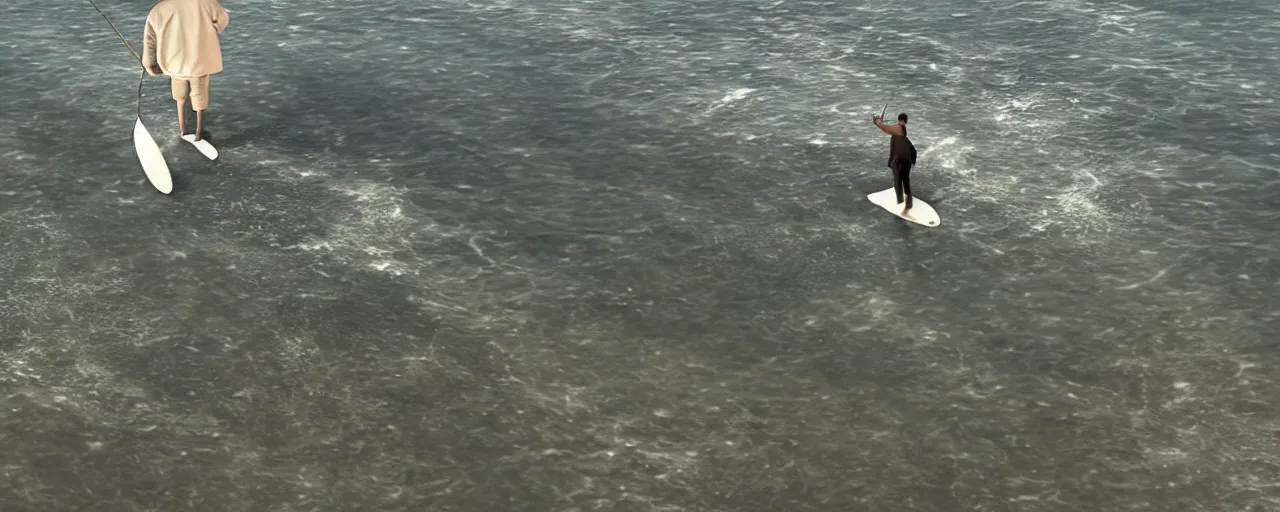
[87,0,148,118]
[88,0,142,63]
[87,0,173,194]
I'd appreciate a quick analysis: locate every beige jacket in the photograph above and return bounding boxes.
[142,0,229,79]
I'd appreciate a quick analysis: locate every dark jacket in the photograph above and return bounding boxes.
[888,125,917,168]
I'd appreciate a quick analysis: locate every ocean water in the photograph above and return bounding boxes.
[1,0,1278,510]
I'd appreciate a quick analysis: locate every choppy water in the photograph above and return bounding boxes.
[1,0,1278,510]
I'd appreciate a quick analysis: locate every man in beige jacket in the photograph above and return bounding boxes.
[142,0,229,142]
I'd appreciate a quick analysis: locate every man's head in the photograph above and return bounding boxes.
[898,113,908,123]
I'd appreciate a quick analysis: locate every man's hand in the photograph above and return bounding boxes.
[872,115,882,123]
[146,64,163,76]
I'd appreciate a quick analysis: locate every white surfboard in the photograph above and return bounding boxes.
[867,187,940,227]
[182,134,218,160]
[133,118,172,194]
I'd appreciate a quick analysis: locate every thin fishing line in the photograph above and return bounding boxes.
[88,0,147,119]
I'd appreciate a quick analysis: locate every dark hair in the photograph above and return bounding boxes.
[897,113,908,122]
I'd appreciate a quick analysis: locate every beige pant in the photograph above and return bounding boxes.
[171,75,210,111]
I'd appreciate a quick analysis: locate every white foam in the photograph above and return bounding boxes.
[715,88,754,105]
[368,261,414,276]
[287,241,334,252]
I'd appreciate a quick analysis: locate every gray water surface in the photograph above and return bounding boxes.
[2,0,1278,510]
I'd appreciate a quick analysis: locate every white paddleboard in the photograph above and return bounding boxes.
[867,187,940,227]
[182,134,218,160]
[133,118,172,194]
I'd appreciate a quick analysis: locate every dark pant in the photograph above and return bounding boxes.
[892,162,912,208]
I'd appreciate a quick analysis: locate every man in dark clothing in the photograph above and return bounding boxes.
[873,112,917,214]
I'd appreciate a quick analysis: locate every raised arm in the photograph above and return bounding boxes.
[873,117,905,137]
